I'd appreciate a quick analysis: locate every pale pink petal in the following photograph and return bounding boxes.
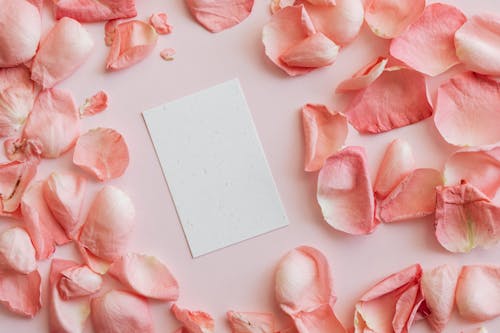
[227,311,275,333]
[378,168,443,223]
[171,304,215,333]
[186,0,254,33]
[73,128,129,181]
[269,0,295,14]
[435,182,500,253]
[389,3,466,76]
[0,158,38,214]
[53,0,137,22]
[78,244,111,274]
[160,48,176,61]
[80,90,108,117]
[317,147,376,235]
[79,185,135,262]
[455,14,500,76]
[149,13,172,35]
[105,19,120,47]
[106,20,158,71]
[420,265,460,332]
[346,68,432,133]
[262,5,316,76]
[302,104,348,172]
[374,139,415,200]
[4,137,42,161]
[0,227,36,274]
[58,265,102,299]
[434,72,500,146]
[31,17,94,88]
[336,57,388,93]
[365,0,425,39]
[22,88,80,159]
[280,32,338,68]
[108,253,179,301]
[456,265,500,322]
[0,270,41,317]
[0,0,41,67]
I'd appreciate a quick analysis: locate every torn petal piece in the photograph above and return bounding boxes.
[108,253,179,301]
[280,32,338,68]
[390,3,466,76]
[73,128,129,181]
[302,104,347,172]
[171,304,215,333]
[434,72,500,146]
[336,57,388,93]
[270,0,295,14]
[31,17,94,88]
[227,311,275,333]
[58,265,102,299]
[0,227,36,274]
[106,20,158,71]
[53,0,137,22]
[456,265,500,322]
[80,91,108,118]
[160,48,176,61]
[150,13,172,34]
[317,147,376,235]
[0,158,38,215]
[186,0,254,33]
[0,270,41,317]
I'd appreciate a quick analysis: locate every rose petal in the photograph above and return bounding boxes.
[434,72,500,147]
[365,0,425,39]
[58,265,102,299]
[0,158,38,214]
[317,146,376,235]
[73,128,129,181]
[269,0,295,14]
[262,5,316,76]
[0,270,41,317]
[53,0,137,22]
[31,17,94,88]
[106,20,158,71]
[108,253,179,301]
[378,168,443,223]
[92,290,153,333]
[280,32,338,68]
[336,57,388,93]
[104,19,120,46]
[435,182,500,253]
[79,185,135,262]
[0,227,36,274]
[172,304,215,333]
[186,0,254,33]
[80,90,108,118]
[160,48,176,61]
[392,284,420,333]
[456,265,500,322]
[23,88,80,159]
[455,14,500,76]
[345,68,433,133]
[4,137,42,162]
[149,13,172,35]
[227,311,275,333]
[78,244,111,274]
[302,104,347,172]
[0,0,41,67]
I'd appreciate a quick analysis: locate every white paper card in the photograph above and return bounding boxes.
[143,79,289,257]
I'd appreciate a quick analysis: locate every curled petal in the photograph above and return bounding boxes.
[270,0,295,14]
[4,137,42,162]
[317,147,376,235]
[0,158,38,214]
[392,284,421,333]
[434,72,500,147]
[365,0,425,39]
[186,0,254,33]
[280,32,339,68]
[80,90,108,118]
[23,88,80,159]
[346,68,432,134]
[104,19,120,46]
[160,48,176,61]
[149,13,172,35]
[456,265,500,322]
[302,104,347,172]
[455,14,500,76]
[171,304,215,333]
[0,270,41,317]
[73,128,129,181]
[31,17,94,88]
[390,3,466,76]
[227,311,275,333]
[108,253,179,301]
[78,244,110,274]
[378,168,443,223]
[0,227,36,274]
[58,265,102,299]
[336,57,388,93]
[106,20,158,71]
[53,0,137,22]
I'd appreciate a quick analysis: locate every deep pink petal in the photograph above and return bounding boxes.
[149,13,172,35]
[80,90,108,117]
[280,32,339,68]
[0,270,41,317]
[171,304,215,333]
[336,57,388,93]
[0,227,37,274]
[186,0,254,33]
[0,158,38,214]
[227,311,275,333]
[54,0,137,22]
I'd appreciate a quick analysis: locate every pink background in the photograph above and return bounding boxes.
[1,0,499,332]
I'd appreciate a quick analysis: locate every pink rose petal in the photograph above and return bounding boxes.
[73,128,129,181]
[336,57,388,93]
[378,168,443,223]
[0,270,41,317]
[455,14,500,76]
[280,32,339,68]
[160,48,176,61]
[104,19,120,47]
[4,137,42,162]
[365,0,425,39]
[389,3,466,76]
[108,253,179,301]
[317,146,377,235]
[270,0,295,14]
[106,20,158,71]
[31,17,94,88]
[53,0,137,22]
[58,265,102,299]
[23,88,80,159]
[186,0,254,33]
[80,90,108,118]
[227,311,275,333]
[392,284,421,333]
[434,72,500,147]
[171,304,215,333]
[346,67,433,134]
[302,104,348,172]
[0,227,36,274]
[455,265,500,322]
[78,244,111,274]
[0,158,38,215]
[149,13,172,35]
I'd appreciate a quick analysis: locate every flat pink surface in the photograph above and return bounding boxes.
[1,1,499,332]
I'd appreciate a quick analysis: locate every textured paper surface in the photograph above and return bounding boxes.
[143,79,289,257]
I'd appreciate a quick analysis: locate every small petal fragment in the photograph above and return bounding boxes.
[80,91,108,117]
[336,57,388,93]
[106,20,158,71]
[73,128,129,181]
[0,227,37,274]
[0,270,41,317]
[390,3,466,76]
[53,0,137,22]
[160,48,176,61]
[280,33,339,68]
[149,13,172,34]
[171,304,215,333]
[186,0,254,33]
[31,17,94,88]
[0,158,38,214]
[58,265,102,299]
[434,72,500,146]
[455,265,500,322]
[302,104,348,172]
[227,311,275,333]
[317,147,376,235]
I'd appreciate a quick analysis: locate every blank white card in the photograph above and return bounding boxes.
[143,79,289,257]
